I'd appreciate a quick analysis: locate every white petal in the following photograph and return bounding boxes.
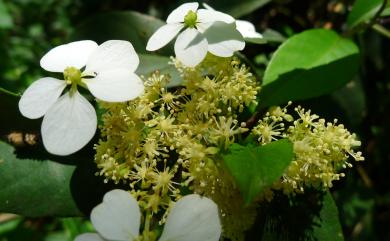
[91,189,141,241]
[197,9,235,24]
[18,77,66,119]
[41,91,97,156]
[236,20,256,35]
[236,20,264,44]
[166,2,199,23]
[74,233,106,241]
[159,194,222,241]
[85,69,144,102]
[86,40,139,73]
[40,40,98,72]
[174,28,208,67]
[146,23,184,51]
[203,21,245,57]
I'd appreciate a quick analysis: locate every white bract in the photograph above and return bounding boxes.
[203,3,265,44]
[74,189,222,241]
[19,40,144,156]
[146,2,245,67]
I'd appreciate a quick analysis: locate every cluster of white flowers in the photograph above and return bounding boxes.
[75,189,221,241]
[147,2,263,67]
[19,40,143,155]
[19,2,263,156]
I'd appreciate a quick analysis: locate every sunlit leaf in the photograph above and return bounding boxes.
[259,29,359,107]
[222,140,293,204]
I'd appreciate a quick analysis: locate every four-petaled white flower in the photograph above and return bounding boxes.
[146,2,245,67]
[202,3,265,44]
[19,40,144,156]
[74,189,222,241]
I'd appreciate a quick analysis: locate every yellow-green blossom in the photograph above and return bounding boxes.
[252,105,364,195]
[95,56,258,241]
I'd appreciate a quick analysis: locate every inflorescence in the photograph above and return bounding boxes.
[94,55,363,241]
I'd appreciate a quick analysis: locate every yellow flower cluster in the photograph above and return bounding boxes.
[95,54,363,240]
[95,55,259,241]
[252,104,364,195]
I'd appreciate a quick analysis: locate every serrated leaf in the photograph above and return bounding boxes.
[137,54,182,87]
[313,191,344,241]
[0,141,81,216]
[0,139,115,217]
[223,139,293,204]
[259,29,359,107]
[347,0,387,28]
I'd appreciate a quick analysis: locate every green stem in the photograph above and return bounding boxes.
[345,0,388,37]
[372,24,390,39]
[369,0,388,27]
[143,211,151,241]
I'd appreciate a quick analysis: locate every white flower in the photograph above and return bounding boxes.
[146,2,245,67]
[235,20,265,44]
[74,189,222,241]
[18,40,144,156]
[203,3,265,44]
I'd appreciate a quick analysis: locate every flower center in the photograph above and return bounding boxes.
[64,67,82,94]
[184,10,197,28]
[64,67,82,85]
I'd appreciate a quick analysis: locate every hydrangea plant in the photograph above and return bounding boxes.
[1,0,381,241]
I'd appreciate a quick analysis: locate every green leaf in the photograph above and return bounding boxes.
[212,0,271,18]
[259,29,359,107]
[0,140,115,217]
[0,0,13,29]
[261,28,286,43]
[222,139,294,204]
[258,190,345,240]
[137,54,183,87]
[0,217,22,235]
[313,191,345,241]
[347,0,386,28]
[0,141,81,216]
[381,5,390,16]
[72,11,168,54]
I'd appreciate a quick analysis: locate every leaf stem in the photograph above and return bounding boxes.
[372,24,390,38]
[143,211,151,241]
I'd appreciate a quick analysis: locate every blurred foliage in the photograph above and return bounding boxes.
[0,216,93,241]
[0,0,389,241]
